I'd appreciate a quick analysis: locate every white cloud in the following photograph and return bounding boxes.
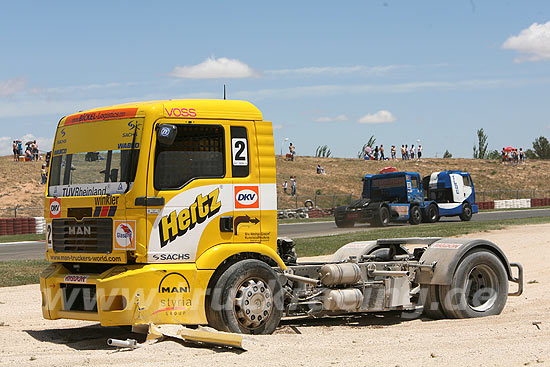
[358,110,396,124]
[313,114,348,122]
[0,78,26,98]
[170,57,261,79]
[265,65,404,76]
[502,21,550,62]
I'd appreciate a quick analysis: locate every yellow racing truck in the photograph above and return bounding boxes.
[41,99,523,334]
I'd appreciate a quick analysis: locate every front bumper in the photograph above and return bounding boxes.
[40,263,214,326]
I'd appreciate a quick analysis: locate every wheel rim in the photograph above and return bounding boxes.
[465,264,499,312]
[234,278,272,329]
[464,205,472,217]
[429,207,437,221]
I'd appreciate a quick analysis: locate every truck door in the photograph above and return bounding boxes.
[144,121,234,263]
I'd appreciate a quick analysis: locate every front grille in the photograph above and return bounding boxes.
[62,284,97,312]
[52,218,113,253]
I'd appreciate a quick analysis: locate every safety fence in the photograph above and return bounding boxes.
[0,207,44,218]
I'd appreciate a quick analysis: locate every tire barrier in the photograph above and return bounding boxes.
[0,217,44,236]
[476,197,550,210]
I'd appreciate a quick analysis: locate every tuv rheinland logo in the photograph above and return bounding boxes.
[235,186,259,209]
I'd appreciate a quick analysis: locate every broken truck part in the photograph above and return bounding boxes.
[40,99,522,335]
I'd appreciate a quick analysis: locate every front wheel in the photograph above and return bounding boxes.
[438,250,508,318]
[206,259,283,334]
[460,203,473,221]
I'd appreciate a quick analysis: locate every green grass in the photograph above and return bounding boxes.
[0,259,50,287]
[0,233,44,243]
[294,216,550,257]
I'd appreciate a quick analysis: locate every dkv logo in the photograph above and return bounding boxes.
[235,186,259,209]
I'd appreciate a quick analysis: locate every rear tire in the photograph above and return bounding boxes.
[420,285,447,319]
[438,250,508,318]
[459,203,473,221]
[425,204,440,223]
[206,259,283,334]
[409,205,422,225]
[373,206,390,227]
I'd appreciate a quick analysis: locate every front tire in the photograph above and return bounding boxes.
[438,250,508,318]
[460,203,473,221]
[206,259,283,334]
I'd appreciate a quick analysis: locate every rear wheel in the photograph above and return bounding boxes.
[373,206,390,227]
[409,205,422,225]
[420,285,447,319]
[425,204,440,223]
[460,203,473,221]
[206,259,283,334]
[438,250,508,318]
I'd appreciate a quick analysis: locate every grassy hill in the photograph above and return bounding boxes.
[1,155,549,214]
[276,155,550,209]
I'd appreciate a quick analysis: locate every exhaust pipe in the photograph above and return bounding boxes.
[107,338,139,349]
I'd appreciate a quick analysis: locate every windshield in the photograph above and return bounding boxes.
[370,176,406,201]
[48,116,143,197]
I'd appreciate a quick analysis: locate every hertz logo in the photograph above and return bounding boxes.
[158,188,222,248]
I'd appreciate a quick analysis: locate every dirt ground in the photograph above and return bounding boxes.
[0,224,549,366]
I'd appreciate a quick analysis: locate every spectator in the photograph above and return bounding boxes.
[45,151,51,167]
[380,144,385,160]
[41,164,47,184]
[410,144,415,160]
[12,141,18,161]
[317,164,326,175]
[405,145,409,160]
[519,148,525,163]
[401,145,405,160]
[283,180,288,194]
[289,143,296,161]
[290,176,296,196]
[501,148,506,163]
[32,140,39,160]
[418,145,423,160]
[374,146,379,160]
[391,145,396,160]
[17,141,23,156]
[25,147,33,160]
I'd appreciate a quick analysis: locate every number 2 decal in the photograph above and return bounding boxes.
[232,138,248,166]
[46,223,52,248]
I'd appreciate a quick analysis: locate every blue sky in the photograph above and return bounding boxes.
[1,1,550,157]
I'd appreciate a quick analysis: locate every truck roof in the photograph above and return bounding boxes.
[59,99,264,127]
[365,171,420,180]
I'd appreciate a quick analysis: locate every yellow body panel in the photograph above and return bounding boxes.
[40,99,283,326]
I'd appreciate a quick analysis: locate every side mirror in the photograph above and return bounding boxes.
[157,124,177,146]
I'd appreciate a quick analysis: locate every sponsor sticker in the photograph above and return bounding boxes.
[432,242,463,249]
[113,220,136,250]
[158,273,190,294]
[49,198,61,218]
[63,274,89,284]
[235,186,259,209]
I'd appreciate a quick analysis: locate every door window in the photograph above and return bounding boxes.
[154,125,225,190]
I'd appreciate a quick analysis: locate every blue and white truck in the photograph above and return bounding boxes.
[334,170,478,227]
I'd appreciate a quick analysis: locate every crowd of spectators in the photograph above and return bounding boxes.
[12,140,41,162]
[501,147,525,164]
[363,144,423,161]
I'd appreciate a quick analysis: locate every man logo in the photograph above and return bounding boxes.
[158,273,190,294]
[235,186,259,209]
